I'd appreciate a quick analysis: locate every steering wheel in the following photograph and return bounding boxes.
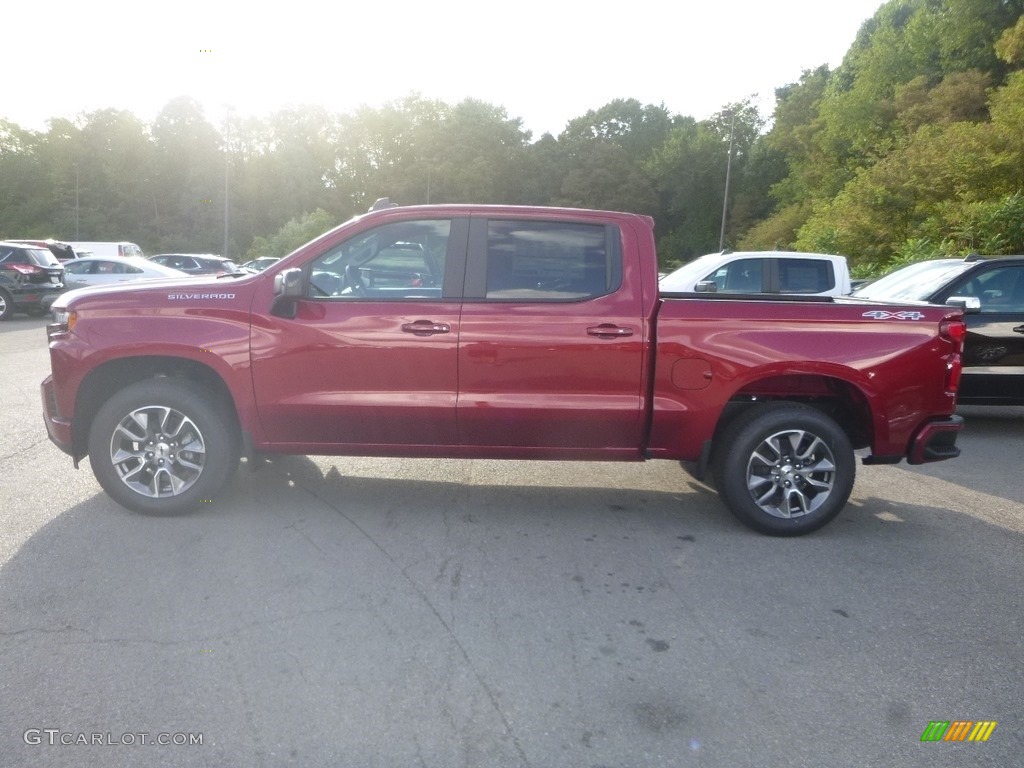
[344,264,366,294]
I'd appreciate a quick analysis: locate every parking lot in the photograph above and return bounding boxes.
[2,313,1022,767]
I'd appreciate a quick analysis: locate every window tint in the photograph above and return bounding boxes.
[0,249,28,264]
[484,220,619,300]
[64,260,92,274]
[951,265,1024,313]
[307,219,450,300]
[702,258,763,292]
[778,259,834,293]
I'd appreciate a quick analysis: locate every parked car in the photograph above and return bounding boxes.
[63,256,188,291]
[241,257,281,272]
[150,254,242,276]
[10,239,80,262]
[852,255,1024,405]
[0,241,65,319]
[659,250,851,296]
[67,241,145,259]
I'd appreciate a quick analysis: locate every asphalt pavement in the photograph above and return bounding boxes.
[1,314,1021,768]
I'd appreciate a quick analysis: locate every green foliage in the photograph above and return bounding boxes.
[2,0,1024,271]
[995,14,1024,64]
[738,201,814,251]
[247,209,337,259]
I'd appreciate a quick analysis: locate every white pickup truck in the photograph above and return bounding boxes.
[659,250,852,297]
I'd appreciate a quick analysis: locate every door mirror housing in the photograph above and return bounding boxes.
[694,280,718,293]
[271,268,304,318]
[946,296,981,313]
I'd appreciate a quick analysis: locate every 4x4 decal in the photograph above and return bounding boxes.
[862,310,926,320]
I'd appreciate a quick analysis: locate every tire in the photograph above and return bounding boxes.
[712,403,855,536]
[87,379,240,514]
[0,290,13,320]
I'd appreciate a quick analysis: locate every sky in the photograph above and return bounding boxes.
[5,0,886,138]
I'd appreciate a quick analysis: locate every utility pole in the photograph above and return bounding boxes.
[74,163,80,239]
[719,110,736,252]
[223,109,231,259]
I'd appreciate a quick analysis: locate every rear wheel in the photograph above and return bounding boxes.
[87,379,239,514]
[713,403,855,536]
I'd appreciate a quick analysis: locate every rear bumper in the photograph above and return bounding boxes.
[862,415,964,466]
[9,283,63,308]
[906,415,964,464]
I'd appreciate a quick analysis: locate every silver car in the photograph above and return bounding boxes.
[63,256,187,290]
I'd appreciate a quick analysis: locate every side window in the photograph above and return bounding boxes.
[778,259,834,293]
[307,219,450,300]
[3,250,30,265]
[953,265,1024,313]
[484,220,620,300]
[704,258,763,292]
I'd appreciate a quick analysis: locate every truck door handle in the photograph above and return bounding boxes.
[401,320,450,336]
[1013,325,1024,334]
[587,324,634,338]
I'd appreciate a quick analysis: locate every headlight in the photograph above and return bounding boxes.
[47,309,77,338]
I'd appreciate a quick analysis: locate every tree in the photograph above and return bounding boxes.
[247,208,337,259]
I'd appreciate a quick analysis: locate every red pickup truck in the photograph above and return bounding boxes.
[42,204,966,535]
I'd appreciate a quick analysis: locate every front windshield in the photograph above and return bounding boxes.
[852,259,970,301]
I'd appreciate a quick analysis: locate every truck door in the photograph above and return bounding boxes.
[937,262,1024,403]
[456,216,647,453]
[250,217,467,447]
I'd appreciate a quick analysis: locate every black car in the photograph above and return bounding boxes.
[853,255,1024,405]
[0,242,66,319]
[149,254,242,276]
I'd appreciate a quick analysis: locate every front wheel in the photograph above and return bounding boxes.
[87,379,239,514]
[0,290,13,320]
[713,404,855,536]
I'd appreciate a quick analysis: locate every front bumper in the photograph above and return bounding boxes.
[41,374,75,458]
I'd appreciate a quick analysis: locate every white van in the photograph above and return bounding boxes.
[67,241,145,259]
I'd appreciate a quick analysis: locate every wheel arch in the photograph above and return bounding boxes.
[715,373,874,453]
[72,356,242,459]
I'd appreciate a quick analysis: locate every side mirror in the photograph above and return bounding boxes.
[946,296,981,314]
[694,280,718,293]
[271,268,304,318]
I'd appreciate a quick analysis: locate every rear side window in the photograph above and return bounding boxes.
[778,259,835,293]
[483,220,620,300]
[0,247,57,267]
[64,260,93,274]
